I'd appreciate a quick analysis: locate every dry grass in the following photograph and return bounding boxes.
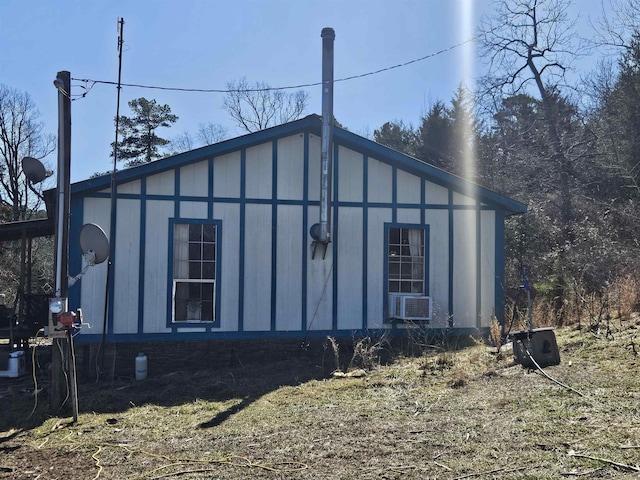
[2,319,640,479]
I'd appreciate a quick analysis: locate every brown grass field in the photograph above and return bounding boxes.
[1,319,639,479]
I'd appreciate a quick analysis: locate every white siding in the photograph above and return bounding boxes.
[179,201,207,219]
[453,209,477,328]
[397,170,421,204]
[243,204,272,331]
[367,157,393,203]
[276,205,303,330]
[453,191,476,206]
[113,199,141,334]
[118,180,141,195]
[213,203,240,331]
[337,146,363,202]
[336,207,363,330]
[277,134,305,200]
[425,209,449,327]
[425,181,448,205]
[147,170,175,196]
[366,207,392,329]
[143,200,173,333]
[396,208,421,224]
[308,134,321,202]
[79,197,110,336]
[307,206,333,330]
[213,151,241,198]
[480,210,496,327]
[246,143,273,200]
[180,161,208,197]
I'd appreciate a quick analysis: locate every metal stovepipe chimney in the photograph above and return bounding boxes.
[319,27,335,244]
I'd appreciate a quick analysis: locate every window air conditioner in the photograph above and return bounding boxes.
[389,293,432,321]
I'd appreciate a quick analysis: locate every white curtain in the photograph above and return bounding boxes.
[174,224,189,278]
[408,229,423,293]
[408,229,422,258]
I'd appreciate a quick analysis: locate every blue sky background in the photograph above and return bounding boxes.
[1,0,604,182]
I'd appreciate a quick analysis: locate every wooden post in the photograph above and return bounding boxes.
[51,71,73,417]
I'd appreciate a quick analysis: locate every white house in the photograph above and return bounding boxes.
[68,114,526,345]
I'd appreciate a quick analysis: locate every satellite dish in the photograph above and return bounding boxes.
[22,157,53,184]
[79,223,110,265]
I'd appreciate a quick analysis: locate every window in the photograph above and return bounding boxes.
[172,222,217,322]
[388,227,425,294]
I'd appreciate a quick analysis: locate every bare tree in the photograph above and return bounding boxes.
[594,0,640,51]
[0,84,55,221]
[479,0,584,324]
[169,123,228,155]
[197,122,228,145]
[223,78,309,133]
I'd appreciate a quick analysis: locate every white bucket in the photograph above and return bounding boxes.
[135,352,147,381]
[0,351,26,378]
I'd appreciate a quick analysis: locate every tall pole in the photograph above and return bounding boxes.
[52,71,72,414]
[99,17,124,380]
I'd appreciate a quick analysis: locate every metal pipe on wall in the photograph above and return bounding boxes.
[319,27,335,245]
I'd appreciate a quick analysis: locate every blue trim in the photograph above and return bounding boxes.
[137,178,147,334]
[68,116,525,216]
[73,326,488,344]
[333,127,527,215]
[382,223,431,321]
[70,116,320,195]
[301,134,309,332]
[448,190,454,324]
[391,167,397,223]
[476,201,482,329]
[208,158,214,220]
[238,149,246,332]
[495,210,506,325]
[271,140,278,332]
[166,218,222,328]
[106,191,117,341]
[361,154,368,330]
[331,141,339,331]
[79,191,500,211]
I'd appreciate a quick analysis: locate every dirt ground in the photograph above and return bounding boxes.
[1,326,640,479]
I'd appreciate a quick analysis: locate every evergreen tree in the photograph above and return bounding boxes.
[373,120,418,157]
[111,98,178,167]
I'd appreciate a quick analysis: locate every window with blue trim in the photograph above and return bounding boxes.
[172,223,216,322]
[388,227,425,294]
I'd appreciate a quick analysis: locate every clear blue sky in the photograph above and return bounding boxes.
[1,0,603,182]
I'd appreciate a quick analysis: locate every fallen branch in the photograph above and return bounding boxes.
[434,461,452,471]
[454,466,528,479]
[568,452,640,472]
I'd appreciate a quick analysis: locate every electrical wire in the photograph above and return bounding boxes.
[26,329,44,421]
[524,345,585,397]
[69,3,542,98]
[56,340,70,411]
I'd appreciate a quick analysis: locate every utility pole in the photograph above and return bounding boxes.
[51,71,74,418]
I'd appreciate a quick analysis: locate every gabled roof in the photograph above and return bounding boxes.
[71,114,526,215]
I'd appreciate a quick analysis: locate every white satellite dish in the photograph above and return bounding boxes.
[22,156,53,184]
[79,223,110,265]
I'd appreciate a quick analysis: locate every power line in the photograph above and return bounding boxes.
[71,3,539,97]
[71,36,477,94]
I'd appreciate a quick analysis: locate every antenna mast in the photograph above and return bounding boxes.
[99,16,124,379]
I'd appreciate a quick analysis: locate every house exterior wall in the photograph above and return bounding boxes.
[70,123,516,343]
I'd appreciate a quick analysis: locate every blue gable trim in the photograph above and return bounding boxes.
[333,127,527,216]
[67,115,525,218]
